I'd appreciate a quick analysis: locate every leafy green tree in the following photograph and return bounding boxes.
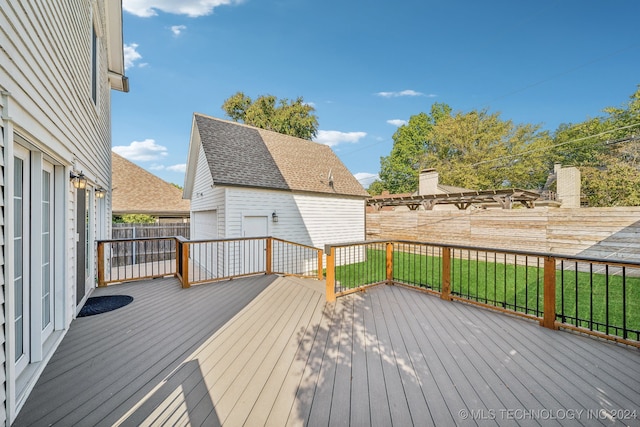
[580,156,640,206]
[221,91,319,140]
[367,180,386,196]
[378,103,550,193]
[551,85,640,206]
[112,214,156,224]
[379,103,452,193]
[425,109,552,190]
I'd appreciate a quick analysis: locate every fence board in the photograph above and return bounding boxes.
[367,207,640,261]
[112,222,190,239]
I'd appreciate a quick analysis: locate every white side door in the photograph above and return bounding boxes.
[242,216,268,274]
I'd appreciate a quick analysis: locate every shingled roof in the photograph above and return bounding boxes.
[185,114,369,198]
[111,152,190,217]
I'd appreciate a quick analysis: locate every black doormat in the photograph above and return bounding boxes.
[78,295,134,317]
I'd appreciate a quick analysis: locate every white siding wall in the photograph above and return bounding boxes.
[293,193,366,248]
[225,188,306,242]
[224,188,366,249]
[0,0,115,423]
[190,145,225,239]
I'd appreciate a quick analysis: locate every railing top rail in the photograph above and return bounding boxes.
[325,239,640,268]
[99,235,321,250]
[185,236,269,244]
[271,237,322,252]
[97,236,180,244]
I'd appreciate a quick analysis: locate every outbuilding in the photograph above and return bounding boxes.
[183,114,369,250]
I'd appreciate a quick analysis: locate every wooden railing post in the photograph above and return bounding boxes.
[266,237,272,275]
[317,249,324,281]
[325,246,336,302]
[97,241,106,287]
[441,246,452,300]
[386,242,393,284]
[182,242,190,288]
[541,255,558,329]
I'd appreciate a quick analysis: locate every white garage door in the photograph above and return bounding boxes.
[192,210,217,240]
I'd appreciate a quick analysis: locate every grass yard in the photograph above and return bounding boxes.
[334,248,640,339]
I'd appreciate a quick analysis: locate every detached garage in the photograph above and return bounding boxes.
[183,114,369,251]
[192,210,218,240]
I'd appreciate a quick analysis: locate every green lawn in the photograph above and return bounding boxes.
[334,248,640,339]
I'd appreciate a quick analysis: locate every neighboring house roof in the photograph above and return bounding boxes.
[184,114,369,198]
[111,152,190,216]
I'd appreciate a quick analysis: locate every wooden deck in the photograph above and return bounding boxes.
[14,275,640,426]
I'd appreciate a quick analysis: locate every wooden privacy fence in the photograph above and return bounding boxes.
[97,236,323,288]
[325,240,640,348]
[111,222,190,239]
[366,207,640,260]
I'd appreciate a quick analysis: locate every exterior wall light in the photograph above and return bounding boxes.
[70,171,88,189]
[95,187,107,198]
[272,211,279,223]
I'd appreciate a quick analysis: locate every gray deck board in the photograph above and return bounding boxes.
[349,290,371,427]
[14,275,640,427]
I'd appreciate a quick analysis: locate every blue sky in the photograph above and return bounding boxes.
[113,0,640,188]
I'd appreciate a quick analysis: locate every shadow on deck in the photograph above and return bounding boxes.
[14,275,640,426]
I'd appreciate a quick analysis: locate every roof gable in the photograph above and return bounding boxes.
[190,114,368,198]
[194,114,289,190]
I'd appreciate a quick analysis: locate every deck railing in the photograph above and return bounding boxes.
[325,240,640,347]
[97,236,323,288]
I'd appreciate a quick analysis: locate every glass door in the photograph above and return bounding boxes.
[13,145,30,375]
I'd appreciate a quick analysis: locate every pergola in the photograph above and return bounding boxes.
[367,188,542,210]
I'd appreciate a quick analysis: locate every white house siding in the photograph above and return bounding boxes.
[1,0,116,423]
[224,187,365,247]
[189,145,226,239]
[292,193,366,248]
[223,188,366,271]
[225,187,305,241]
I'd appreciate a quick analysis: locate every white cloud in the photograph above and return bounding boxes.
[167,164,187,173]
[170,25,186,36]
[314,130,367,147]
[149,164,165,170]
[123,0,240,18]
[375,90,436,98]
[354,172,379,188]
[123,43,142,69]
[387,119,407,127]
[112,139,168,161]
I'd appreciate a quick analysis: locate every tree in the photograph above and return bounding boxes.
[378,103,452,193]
[112,214,156,224]
[551,85,640,206]
[378,102,551,193]
[221,91,319,140]
[424,109,551,190]
[367,180,386,196]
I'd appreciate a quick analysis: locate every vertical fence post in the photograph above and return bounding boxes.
[317,249,324,281]
[175,237,181,279]
[182,242,190,288]
[386,242,393,284]
[97,241,106,287]
[325,246,336,302]
[441,246,452,300]
[266,237,272,275]
[541,255,558,329]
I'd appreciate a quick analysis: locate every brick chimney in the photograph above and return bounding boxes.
[419,168,440,195]
[555,163,581,208]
